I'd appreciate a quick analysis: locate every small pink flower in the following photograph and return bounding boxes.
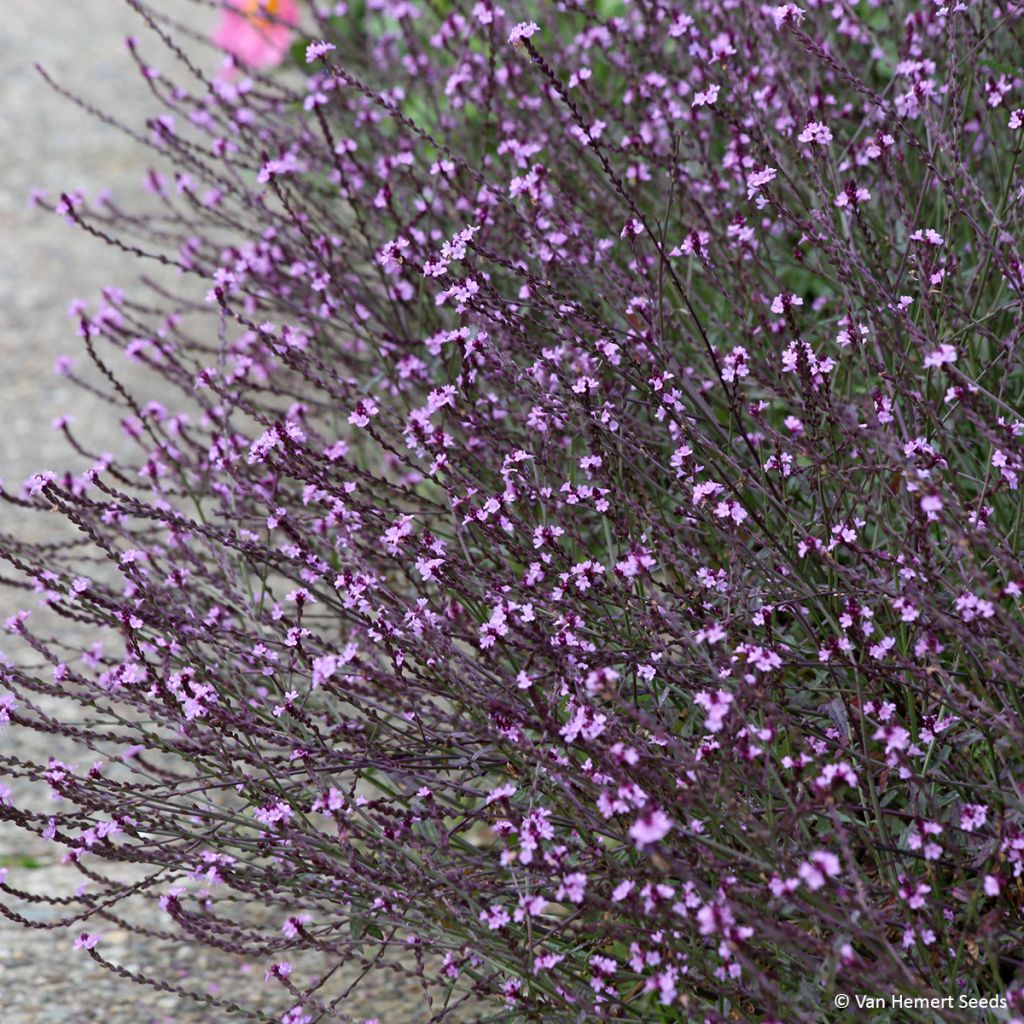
[694,689,733,732]
[212,0,298,71]
[769,3,805,29]
[797,851,841,890]
[555,872,588,904]
[960,804,988,833]
[348,398,380,428]
[797,120,832,145]
[611,879,635,902]
[0,693,15,729]
[923,344,957,369]
[479,904,510,930]
[74,932,101,950]
[513,894,548,921]
[620,218,645,240]
[629,808,673,848]
[746,165,777,199]
[814,760,859,792]
[770,292,804,315]
[835,183,871,208]
[906,821,944,861]
[305,40,336,63]
[692,84,720,108]
[533,951,565,974]
[508,21,540,45]
[265,960,292,981]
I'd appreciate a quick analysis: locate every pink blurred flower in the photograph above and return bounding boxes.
[212,0,298,70]
[629,808,673,848]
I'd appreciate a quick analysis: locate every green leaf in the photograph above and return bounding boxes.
[289,35,314,69]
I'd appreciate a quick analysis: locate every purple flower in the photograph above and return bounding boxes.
[5,3,1024,1019]
[629,810,673,848]
[507,21,539,45]
[305,41,336,63]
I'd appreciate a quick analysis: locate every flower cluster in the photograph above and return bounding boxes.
[3,1,1024,1021]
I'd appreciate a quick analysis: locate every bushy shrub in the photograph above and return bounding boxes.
[3,0,1024,1020]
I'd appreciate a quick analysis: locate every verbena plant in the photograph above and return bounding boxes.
[2,1,1024,1021]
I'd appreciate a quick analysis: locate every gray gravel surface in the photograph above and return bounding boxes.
[0,6,473,1021]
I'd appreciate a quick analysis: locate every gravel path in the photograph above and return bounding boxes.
[0,6,465,1021]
